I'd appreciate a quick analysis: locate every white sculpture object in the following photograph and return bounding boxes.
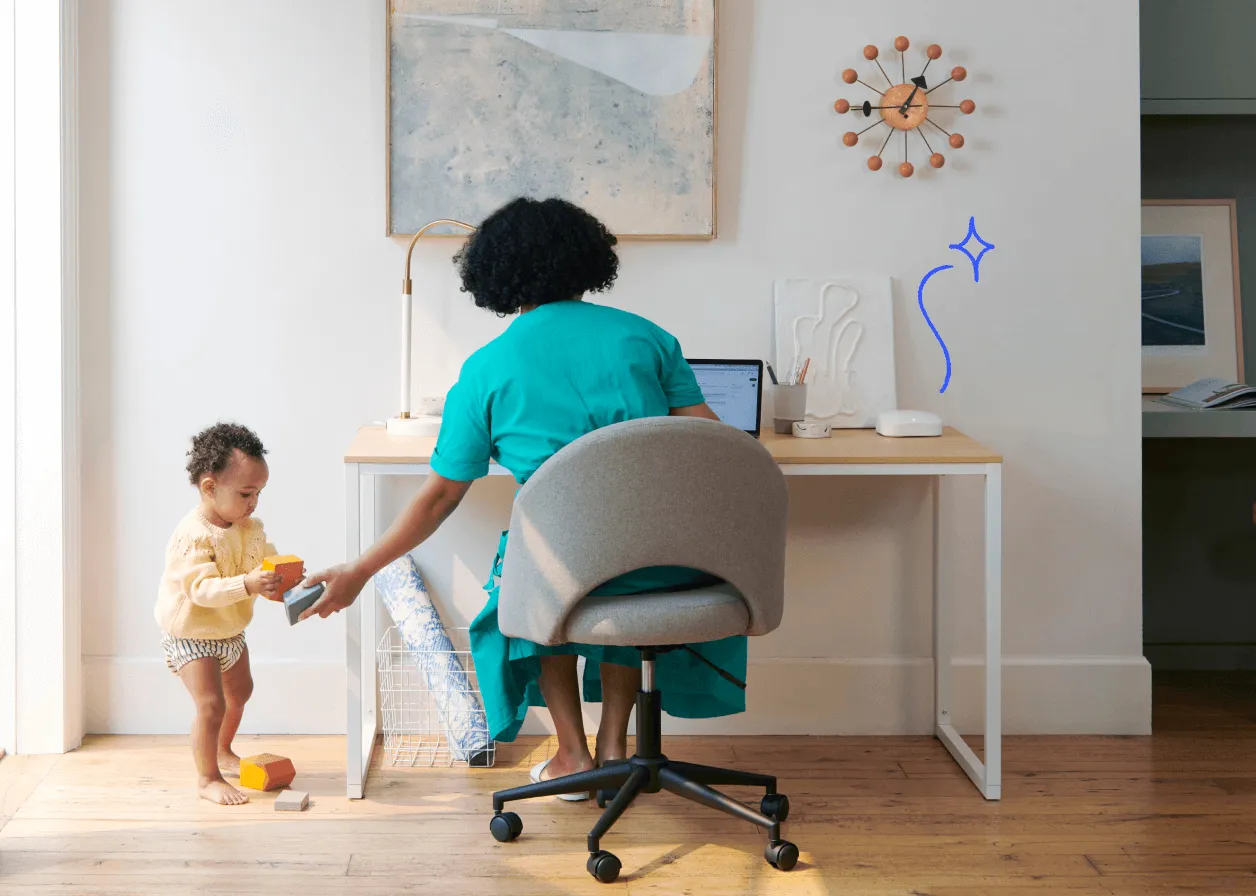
[772,277,897,429]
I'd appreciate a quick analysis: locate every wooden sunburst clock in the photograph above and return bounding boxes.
[833,37,976,177]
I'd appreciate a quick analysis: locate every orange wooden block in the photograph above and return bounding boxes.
[239,753,296,791]
[262,555,304,595]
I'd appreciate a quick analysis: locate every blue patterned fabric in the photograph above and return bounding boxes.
[375,555,492,763]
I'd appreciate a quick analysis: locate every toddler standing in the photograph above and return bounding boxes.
[154,423,298,805]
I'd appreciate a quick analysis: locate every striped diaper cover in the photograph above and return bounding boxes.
[161,632,247,675]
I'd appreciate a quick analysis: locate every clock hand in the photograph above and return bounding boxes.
[898,86,920,116]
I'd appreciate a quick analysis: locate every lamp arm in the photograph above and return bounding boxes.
[397,219,476,419]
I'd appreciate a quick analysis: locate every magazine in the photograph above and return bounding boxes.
[1160,378,1256,410]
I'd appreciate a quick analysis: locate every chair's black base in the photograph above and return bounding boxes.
[489,668,798,883]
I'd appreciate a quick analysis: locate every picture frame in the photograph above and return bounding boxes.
[1141,199,1243,394]
[385,0,719,241]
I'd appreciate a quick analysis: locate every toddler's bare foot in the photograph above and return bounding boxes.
[218,748,241,775]
[199,778,249,806]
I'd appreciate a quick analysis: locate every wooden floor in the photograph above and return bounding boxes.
[1,673,1254,895]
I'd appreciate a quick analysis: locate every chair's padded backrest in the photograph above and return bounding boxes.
[498,417,788,645]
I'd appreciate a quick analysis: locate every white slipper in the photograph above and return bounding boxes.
[530,759,591,801]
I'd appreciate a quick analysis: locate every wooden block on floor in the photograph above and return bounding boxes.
[273,789,309,812]
[239,753,296,791]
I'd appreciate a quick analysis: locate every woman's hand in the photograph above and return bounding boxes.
[298,564,369,620]
[245,566,282,600]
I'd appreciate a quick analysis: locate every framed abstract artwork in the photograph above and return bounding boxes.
[387,0,717,239]
[1141,200,1243,393]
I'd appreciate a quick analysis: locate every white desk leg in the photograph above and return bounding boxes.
[982,462,1002,800]
[345,466,379,799]
[360,472,379,788]
[346,463,364,799]
[932,476,952,730]
[934,466,1003,800]
[346,468,381,800]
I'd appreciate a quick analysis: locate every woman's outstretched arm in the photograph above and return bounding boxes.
[299,473,472,620]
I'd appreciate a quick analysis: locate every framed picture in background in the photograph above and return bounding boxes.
[1141,200,1243,393]
[386,0,717,239]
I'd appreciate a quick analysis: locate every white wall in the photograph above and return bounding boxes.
[0,0,15,755]
[3,0,82,755]
[80,0,1148,737]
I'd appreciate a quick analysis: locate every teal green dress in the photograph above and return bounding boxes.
[431,300,748,743]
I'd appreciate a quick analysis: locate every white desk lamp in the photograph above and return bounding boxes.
[386,218,477,437]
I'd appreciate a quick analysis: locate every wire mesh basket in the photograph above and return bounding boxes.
[377,625,496,768]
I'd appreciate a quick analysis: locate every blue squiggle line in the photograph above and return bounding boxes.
[918,264,955,394]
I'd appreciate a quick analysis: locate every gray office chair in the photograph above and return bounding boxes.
[487,417,794,883]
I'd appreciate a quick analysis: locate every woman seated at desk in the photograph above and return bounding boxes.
[306,197,746,790]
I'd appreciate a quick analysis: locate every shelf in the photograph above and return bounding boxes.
[1143,396,1256,438]
[1142,98,1256,116]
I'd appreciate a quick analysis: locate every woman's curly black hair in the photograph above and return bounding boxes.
[454,197,619,315]
[186,423,267,486]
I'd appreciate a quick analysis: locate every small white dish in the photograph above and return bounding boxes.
[876,410,942,437]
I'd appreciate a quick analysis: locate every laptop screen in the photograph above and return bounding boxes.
[687,360,763,436]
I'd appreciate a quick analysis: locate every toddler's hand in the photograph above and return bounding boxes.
[245,567,282,600]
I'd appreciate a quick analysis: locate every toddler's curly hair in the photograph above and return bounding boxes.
[186,423,267,486]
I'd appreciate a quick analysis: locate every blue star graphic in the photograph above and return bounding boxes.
[948,216,995,283]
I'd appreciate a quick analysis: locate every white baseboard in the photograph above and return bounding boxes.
[85,653,1150,737]
[83,656,346,735]
[519,654,1152,737]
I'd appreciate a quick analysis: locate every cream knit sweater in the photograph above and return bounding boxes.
[155,508,275,640]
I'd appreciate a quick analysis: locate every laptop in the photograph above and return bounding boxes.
[686,359,764,438]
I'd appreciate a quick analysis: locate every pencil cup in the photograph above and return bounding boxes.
[772,384,807,435]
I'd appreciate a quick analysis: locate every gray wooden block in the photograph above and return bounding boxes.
[273,789,309,812]
[283,583,325,626]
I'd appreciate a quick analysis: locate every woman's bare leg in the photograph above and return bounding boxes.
[537,655,594,779]
[596,662,640,763]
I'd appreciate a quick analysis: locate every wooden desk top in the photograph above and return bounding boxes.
[345,425,1000,466]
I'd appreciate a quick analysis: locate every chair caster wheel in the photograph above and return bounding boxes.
[760,793,790,822]
[765,839,799,871]
[587,850,622,883]
[489,811,522,842]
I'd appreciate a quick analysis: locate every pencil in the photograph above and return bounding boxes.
[798,358,811,384]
